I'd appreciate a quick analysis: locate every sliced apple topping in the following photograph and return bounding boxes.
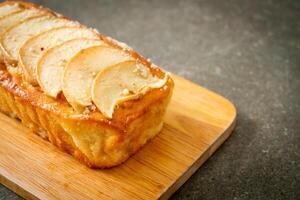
[62,45,133,109]
[0,9,43,34]
[0,15,79,63]
[91,60,168,118]
[19,26,99,84]
[0,4,21,18]
[37,38,103,98]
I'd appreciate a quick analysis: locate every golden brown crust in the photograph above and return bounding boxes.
[0,1,174,168]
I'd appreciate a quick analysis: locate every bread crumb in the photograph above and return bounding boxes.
[122,88,130,96]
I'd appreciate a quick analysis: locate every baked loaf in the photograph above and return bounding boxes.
[0,1,173,168]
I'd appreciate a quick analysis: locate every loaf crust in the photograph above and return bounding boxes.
[0,1,174,168]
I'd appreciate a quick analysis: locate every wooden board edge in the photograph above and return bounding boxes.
[158,100,237,200]
[0,173,38,200]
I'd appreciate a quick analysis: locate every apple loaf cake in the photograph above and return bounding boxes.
[0,1,173,168]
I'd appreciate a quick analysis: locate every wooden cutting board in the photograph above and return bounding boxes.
[0,75,236,200]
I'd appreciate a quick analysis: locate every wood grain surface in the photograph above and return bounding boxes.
[0,74,236,200]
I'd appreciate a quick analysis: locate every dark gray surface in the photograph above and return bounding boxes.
[1,0,299,199]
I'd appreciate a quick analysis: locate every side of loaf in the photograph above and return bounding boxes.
[0,1,173,168]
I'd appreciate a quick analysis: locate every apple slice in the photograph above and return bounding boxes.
[62,45,133,109]
[19,26,100,84]
[0,9,43,34]
[91,61,168,118]
[0,3,21,18]
[37,38,103,98]
[0,15,79,64]
[0,9,43,64]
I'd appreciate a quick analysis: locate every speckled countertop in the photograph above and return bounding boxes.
[1,0,299,199]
